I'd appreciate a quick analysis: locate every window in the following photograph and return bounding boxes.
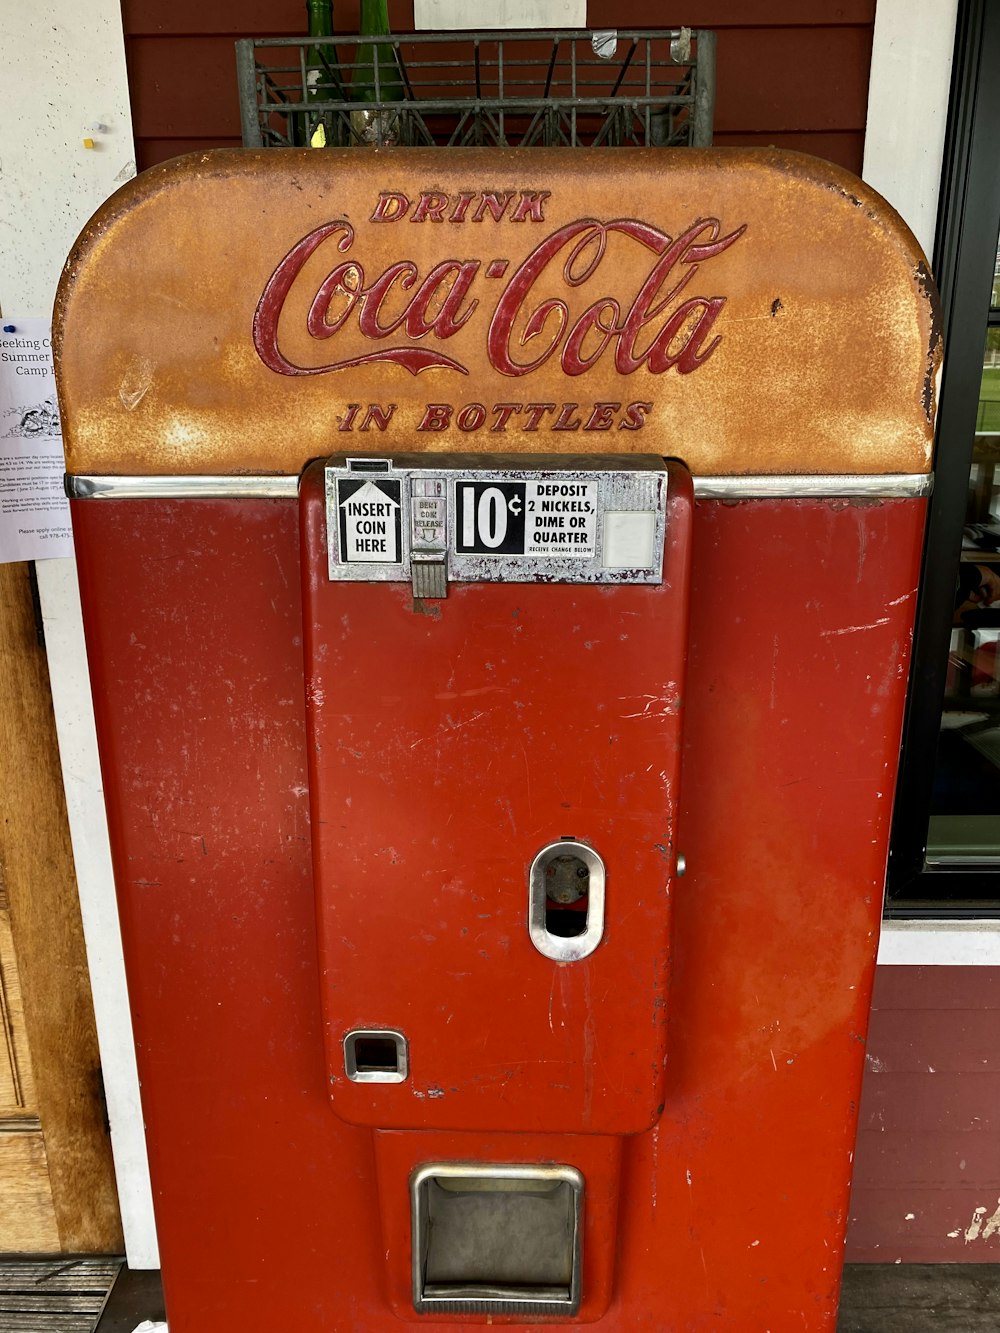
[889,0,1000,911]
[927,268,1000,868]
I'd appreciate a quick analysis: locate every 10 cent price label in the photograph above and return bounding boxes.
[455,479,597,558]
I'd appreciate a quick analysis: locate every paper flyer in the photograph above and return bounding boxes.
[0,317,73,562]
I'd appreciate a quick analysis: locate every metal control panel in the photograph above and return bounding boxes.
[323,453,668,592]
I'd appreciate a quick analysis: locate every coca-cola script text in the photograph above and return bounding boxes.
[253,214,747,380]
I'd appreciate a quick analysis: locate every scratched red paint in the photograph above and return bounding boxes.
[61,147,935,1331]
[299,460,691,1140]
[69,488,926,1330]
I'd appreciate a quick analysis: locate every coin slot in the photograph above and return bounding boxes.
[344,1028,408,1083]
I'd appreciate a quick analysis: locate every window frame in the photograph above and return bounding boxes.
[888,0,1000,914]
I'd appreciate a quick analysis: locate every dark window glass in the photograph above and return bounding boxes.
[927,287,1000,868]
[888,0,1000,913]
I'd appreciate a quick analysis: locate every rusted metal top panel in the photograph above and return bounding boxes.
[54,147,937,477]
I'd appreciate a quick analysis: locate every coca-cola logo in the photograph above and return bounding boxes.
[253,206,746,380]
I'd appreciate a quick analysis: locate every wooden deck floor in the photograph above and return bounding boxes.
[0,1257,121,1332]
[839,1263,1000,1332]
[1,1258,998,1331]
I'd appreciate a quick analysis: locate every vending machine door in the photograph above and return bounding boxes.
[300,453,692,1137]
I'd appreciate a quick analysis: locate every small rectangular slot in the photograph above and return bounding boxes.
[344,1028,408,1083]
[347,457,391,472]
[411,1164,583,1316]
[355,1036,399,1072]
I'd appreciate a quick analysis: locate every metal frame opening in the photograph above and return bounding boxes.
[529,839,606,961]
[411,1163,584,1317]
[343,1028,408,1083]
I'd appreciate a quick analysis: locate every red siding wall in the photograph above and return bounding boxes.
[121,1,874,172]
[846,965,1000,1263]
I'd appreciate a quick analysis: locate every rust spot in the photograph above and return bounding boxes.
[411,598,441,618]
[915,260,943,427]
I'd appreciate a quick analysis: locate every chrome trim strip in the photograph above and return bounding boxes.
[692,473,933,499]
[65,472,934,501]
[65,474,299,500]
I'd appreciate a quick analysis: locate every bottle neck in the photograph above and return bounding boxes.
[306,0,334,38]
[359,0,391,37]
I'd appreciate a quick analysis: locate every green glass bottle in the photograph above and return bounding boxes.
[351,0,404,145]
[303,0,341,147]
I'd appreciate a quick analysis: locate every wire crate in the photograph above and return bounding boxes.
[235,28,714,151]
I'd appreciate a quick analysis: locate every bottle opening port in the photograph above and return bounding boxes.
[355,1036,400,1072]
[344,1028,408,1083]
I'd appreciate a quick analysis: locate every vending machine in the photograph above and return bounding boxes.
[56,148,937,1329]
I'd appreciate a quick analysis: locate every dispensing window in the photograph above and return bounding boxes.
[411,1163,583,1317]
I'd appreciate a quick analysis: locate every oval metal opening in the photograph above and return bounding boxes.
[528,840,605,962]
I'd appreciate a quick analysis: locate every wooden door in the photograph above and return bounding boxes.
[0,562,122,1252]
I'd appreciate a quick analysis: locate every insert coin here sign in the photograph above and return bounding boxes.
[337,478,402,562]
[456,479,598,557]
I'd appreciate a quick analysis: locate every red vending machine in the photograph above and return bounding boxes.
[56,149,937,1330]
